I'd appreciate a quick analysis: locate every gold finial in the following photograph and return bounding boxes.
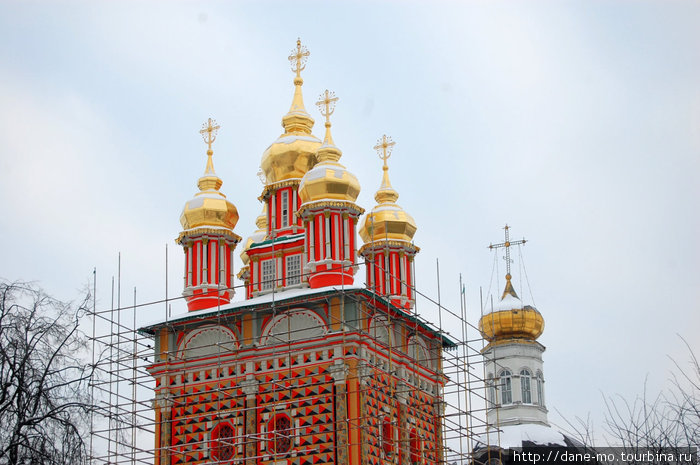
[200,118,221,175]
[373,135,399,203]
[316,89,338,125]
[374,134,396,170]
[289,38,310,80]
[488,224,527,297]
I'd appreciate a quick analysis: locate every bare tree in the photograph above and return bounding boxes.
[0,280,95,465]
[560,340,699,463]
[602,339,699,454]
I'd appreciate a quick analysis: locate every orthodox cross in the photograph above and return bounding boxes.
[200,118,220,174]
[374,134,396,168]
[288,38,310,78]
[488,224,526,277]
[316,90,338,123]
[200,118,220,152]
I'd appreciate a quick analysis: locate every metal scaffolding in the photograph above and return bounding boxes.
[87,257,500,465]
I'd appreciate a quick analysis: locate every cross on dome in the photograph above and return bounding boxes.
[199,118,220,175]
[288,38,310,78]
[316,89,338,124]
[374,134,396,169]
[488,224,527,279]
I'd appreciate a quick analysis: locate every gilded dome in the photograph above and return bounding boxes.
[240,206,268,265]
[359,148,417,243]
[180,159,239,231]
[299,123,360,204]
[260,40,322,184]
[478,276,544,342]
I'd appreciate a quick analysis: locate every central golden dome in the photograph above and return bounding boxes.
[260,40,322,185]
[478,276,544,342]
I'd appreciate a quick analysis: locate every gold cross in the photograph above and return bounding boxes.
[316,90,338,123]
[288,38,310,78]
[488,225,527,277]
[199,118,220,152]
[374,135,396,167]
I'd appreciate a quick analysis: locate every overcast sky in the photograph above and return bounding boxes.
[1,0,698,443]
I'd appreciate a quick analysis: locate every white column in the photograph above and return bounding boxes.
[210,240,216,284]
[229,244,235,287]
[183,245,188,289]
[400,253,407,298]
[270,193,276,231]
[309,220,315,263]
[276,254,282,287]
[219,241,225,284]
[333,214,340,261]
[324,216,331,260]
[343,216,350,261]
[187,245,193,287]
[196,242,202,285]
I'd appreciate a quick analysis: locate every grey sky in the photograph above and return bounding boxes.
[1,1,698,442]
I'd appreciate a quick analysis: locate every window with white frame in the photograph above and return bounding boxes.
[281,191,289,228]
[261,259,275,291]
[286,254,301,286]
[499,370,512,405]
[520,369,532,404]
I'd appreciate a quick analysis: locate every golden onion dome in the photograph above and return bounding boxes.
[478,275,544,342]
[260,39,322,185]
[359,136,417,243]
[299,91,360,204]
[240,206,268,265]
[180,121,239,231]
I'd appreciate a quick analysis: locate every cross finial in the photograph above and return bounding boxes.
[488,224,527,278]
[316,90,338,125]
[200,118,220,153]
[199,118,220,175]
[374,135,396,169]
[289,38,310,78]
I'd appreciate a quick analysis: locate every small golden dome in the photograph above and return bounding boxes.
[359,136,417,243]
[260,40,322,184]
[180,121,239,231]
[478,275,544,342]
[240,206,268,265]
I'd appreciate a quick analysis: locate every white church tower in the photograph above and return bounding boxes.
[479,226,548,427]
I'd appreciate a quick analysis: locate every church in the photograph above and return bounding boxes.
[139,37,576,465]
[141,39,451,465]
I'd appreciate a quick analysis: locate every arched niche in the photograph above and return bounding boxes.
[260,309,327,346]
[178,325,238,360]
[407,335,432,369]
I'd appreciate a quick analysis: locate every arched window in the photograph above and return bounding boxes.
[267,413,293,455]
[499,370,512,405]
[381,416,394,456]
[409,428,421,464]
[536,372,544,406]
[211,422,236,462]
[520,369,532,404]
